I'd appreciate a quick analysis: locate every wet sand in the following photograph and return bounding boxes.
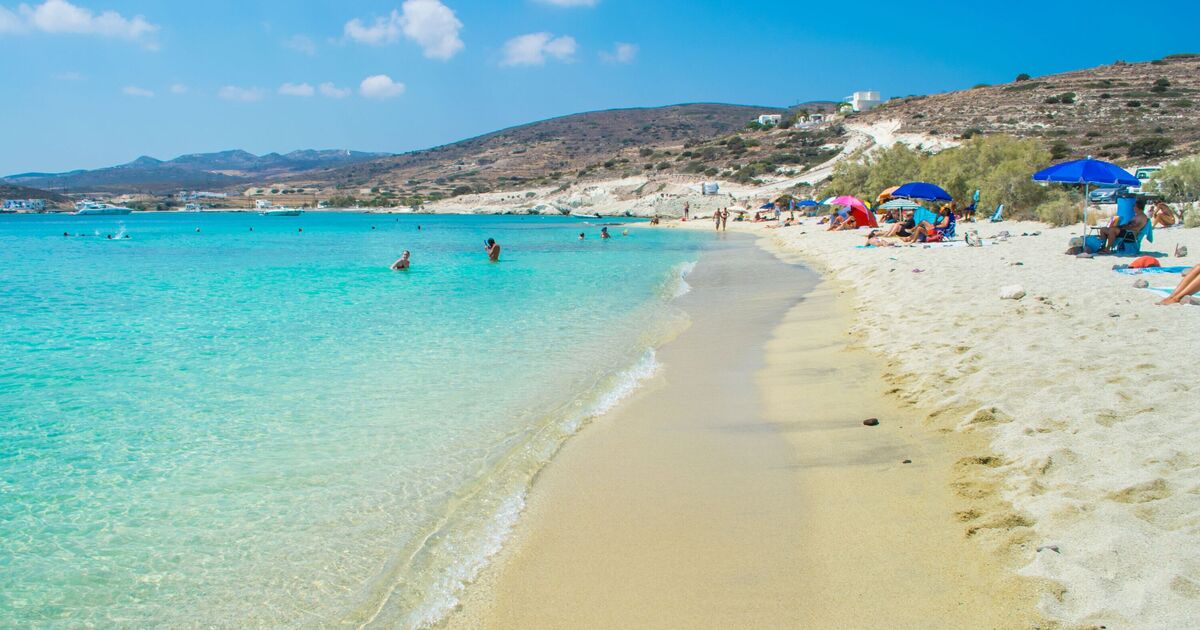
[447,233,1041,628]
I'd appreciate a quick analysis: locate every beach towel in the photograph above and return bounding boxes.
[1113,266,1193,275]
[1141,286,1198,305]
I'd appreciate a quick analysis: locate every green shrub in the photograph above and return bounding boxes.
[1165,53,1200,60]
[1126,100,1142,107]
[1050,140,1071,160]
[1035,191,1082,226]
[1153,156,1200,201]
[1173,99,1194,108]
[824,134,1053,220]
[1127,137,1173,159]
[1015,73,1032,82]
[1183,204,1199,228]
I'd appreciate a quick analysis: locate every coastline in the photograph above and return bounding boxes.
[445,230,1043,628]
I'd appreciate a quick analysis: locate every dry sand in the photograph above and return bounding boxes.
[447,233,1042,629]
[725,219,1200,628]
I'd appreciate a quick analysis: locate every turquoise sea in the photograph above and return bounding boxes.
[0,212,708,627]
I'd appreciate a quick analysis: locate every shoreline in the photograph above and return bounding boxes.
[445,230,1043,627]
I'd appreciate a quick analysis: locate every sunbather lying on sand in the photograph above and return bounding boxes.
[1095,200,1148,254]
[865,230,899,247]
[1151,201,1177,228]
[1157,265,1200,305]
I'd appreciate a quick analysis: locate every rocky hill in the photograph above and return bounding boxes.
[857,53,1200,163]
[304,103,787,196]
[4,149,390,194]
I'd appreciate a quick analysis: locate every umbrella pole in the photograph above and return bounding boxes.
[1083,183,1089,251]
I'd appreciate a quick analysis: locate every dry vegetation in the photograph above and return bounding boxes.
[858,54,1200,162]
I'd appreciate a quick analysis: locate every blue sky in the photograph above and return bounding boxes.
[2,0,1195,174]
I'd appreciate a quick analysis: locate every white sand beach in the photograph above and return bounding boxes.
[708,218,1200,628]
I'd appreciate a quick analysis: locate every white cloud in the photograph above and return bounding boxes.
[397,0,462,59]
[359,74,405,99]
[0,6,22,32]
[6,0,158,46]
[344,0,462,60]
[534,0,598,6]
[284,33,315,55]
[121,85,153,98]
[501,32,576,66]
[279,82,315,97]
[169,83,187,94]
[344,10,401,45]
[600,42,637,64]
[319,82,350,99]
[218,85,265,102]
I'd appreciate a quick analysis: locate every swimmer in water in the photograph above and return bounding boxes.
[579,232,585,240]
[391,250,411,270]
[485,238,501,262]
[600,227,610,239]
[622,229,629,236]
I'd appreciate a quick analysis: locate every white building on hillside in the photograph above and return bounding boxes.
[757,114,783,126]
[845,91,881,112]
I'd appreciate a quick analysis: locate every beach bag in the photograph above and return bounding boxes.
[1129,255,1161,269]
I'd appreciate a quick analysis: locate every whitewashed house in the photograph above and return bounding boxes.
[845,91,881,112]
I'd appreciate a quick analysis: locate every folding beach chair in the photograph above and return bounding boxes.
[988,204,1004,222]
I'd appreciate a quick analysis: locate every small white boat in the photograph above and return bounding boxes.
[75,201,132,215]
[570,212,602,219]
[256,199,302,216]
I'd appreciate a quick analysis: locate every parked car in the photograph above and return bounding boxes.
[1088,187,1122,204]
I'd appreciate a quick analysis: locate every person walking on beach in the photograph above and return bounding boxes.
[721,208,729,231]
[683,202,690,222]
[391,250,411,270]
[485,238,501,262]
[714,208,722,231]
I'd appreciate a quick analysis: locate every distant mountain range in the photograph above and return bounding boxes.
[3,149,391,194]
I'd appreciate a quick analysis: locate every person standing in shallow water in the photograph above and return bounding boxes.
[721,208,729,231]
[714,209,722,231]
[391,250,410,270]
[485,238,501,262]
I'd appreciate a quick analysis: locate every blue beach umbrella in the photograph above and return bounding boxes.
[892,181,953,202]
[1032,157,1140,244]
[796,200,820,207]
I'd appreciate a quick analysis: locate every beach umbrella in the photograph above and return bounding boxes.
[796,200,821,207]
[892,182,953,202]
[877,185,900,203]
[827,195,877,228]
[1032,156,1140,246]
[828,195,868,212]
[760,203,775,209]
[879,198,922,211]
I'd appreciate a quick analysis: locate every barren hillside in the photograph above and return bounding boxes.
[858,54,1200,162]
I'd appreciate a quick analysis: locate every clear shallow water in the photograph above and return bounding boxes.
[0,213,707,627]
